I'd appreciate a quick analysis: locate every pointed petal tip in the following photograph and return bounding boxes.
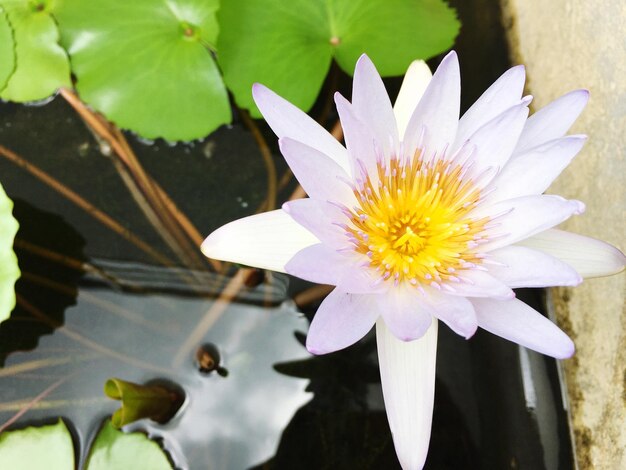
[355,52,372,66]
[572,199,586,215]
[200,231,219,258]
[443,49,458,60]
[555,338,575,360]
[251,82,268,99]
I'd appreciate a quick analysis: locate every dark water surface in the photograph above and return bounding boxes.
[0,1,574,468]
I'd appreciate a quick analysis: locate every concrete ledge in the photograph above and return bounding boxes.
[501,1,626,468]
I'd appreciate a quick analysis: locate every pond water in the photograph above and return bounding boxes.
[0,1,574,469]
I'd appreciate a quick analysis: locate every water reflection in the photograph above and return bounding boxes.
[0,264,312,469]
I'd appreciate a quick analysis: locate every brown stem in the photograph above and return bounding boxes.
[0,145,174,267]
[59,88,218,272]
[172,268,256,368]
[239,109,278,211]
[17,295,170,374]
[293,284,334,308]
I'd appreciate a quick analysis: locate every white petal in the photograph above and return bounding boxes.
[335,92,379,178]
[403,51,460,158]
[282,199,348,248]
[475,195,585,252]
[285,243,344,286]
[352,54,399,157]
[515,89,589,154]
[306,289,379,354]
[517,229,626,278]
[285,243,384,295]
[379,288,432,341]
[424,288,477,339]
[472,298,575,359]
[487,245,582,287]
[278,137,356,205]
[393,60,432,139]
[487,135,587,203]
[453,65,526,152]
[252,83,351,173]
[201,209,318,272]
[376,318,438,470]
[463,102,529,180]
[446,269,514,300]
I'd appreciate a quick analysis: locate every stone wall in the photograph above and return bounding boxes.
[501,1,626,468]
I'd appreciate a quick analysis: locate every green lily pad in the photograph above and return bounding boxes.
[0,420,74,469]
[0,0,71,102]
[0,182,20,325]
[0,419,171,469]
[0,6,15,92]
[53,0,231,141]
[86,420,172,470]
[217,0,460,117]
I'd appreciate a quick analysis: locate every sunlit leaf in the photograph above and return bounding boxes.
[0,6,15,92]
[85,420,172,470]
[0,182,19,325]
[53,0,231,141]
[217,0,459,117]
[0,0,71,102]
[0,419,74,469]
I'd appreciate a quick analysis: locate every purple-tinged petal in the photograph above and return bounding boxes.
[201,209,318,272]
[335,93,379,178]
[306,289,379,354]
[393,60,432,139]
[286,243,383,294]
[424,288,477,339]
[252,83,351,172]
[515,89,589,154]
[463,101,529,181]
[487,135,587,203]
[403,51,460,159]
[285,243,345,287]
[282,199,349,248]
[453,65,526,152]
[376,318,437,470]
[487,245,582,287]
[472,298,575,359]
[445,270,514,300]
[278,137,357,205]
[352,54,399,157]
[379,288,432,341]
[475,195,585,252]
[517,229,626,278]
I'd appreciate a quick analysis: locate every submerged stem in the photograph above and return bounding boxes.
[0,145,174,267]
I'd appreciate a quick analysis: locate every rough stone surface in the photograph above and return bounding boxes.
[501,1,625,468]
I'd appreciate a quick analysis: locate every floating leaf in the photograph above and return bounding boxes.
[85,420,172,470]
[53,0,231,141]
[0,419,74,469]
[0,182,19,325]
[0,6,15,92]
[0,0,70,102]
[217,0,460,117]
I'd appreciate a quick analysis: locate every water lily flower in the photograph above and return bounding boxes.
[202,51,626,469]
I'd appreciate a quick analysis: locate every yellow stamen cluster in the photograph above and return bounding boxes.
[346,152,488,288]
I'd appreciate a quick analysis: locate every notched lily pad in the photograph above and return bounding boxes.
[0,419,75,469]
[217,0,460,117]
[0,183,20,325]
[0,0,71,102]
[0,419,172,469]
[53,0,231,141]
[86,420,172,470]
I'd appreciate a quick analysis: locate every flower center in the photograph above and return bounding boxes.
[346,151,488,288]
